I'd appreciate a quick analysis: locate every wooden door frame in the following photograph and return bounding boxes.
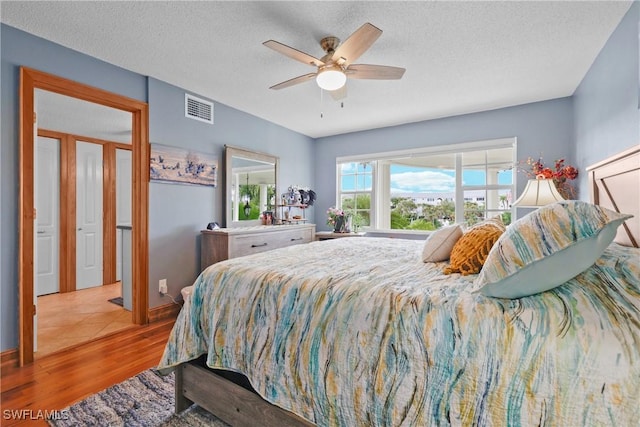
[19,67,149,366]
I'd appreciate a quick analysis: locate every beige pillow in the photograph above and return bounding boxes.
[421,224,463,262]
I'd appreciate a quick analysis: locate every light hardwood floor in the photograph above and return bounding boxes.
[1,318,175,426]
[36,282,134,357]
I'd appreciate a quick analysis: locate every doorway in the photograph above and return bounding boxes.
[34,127,134,357]
[19,67,149,366]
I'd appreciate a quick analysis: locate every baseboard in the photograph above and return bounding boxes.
[148,302,182,323]
[1,348,19,370]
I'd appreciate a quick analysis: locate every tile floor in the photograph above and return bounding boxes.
[35,282,134,358]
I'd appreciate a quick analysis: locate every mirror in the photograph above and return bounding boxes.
[225,145,278,227]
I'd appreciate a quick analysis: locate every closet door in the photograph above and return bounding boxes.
[76,141,103,290]
[35,136,60,296]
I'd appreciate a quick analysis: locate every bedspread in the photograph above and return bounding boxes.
[158,237,640,426]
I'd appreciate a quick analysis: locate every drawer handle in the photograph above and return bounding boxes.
[251,243,268,248]
[290,237,303,241]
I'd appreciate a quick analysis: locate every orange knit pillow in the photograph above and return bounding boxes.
[443,222,504,275]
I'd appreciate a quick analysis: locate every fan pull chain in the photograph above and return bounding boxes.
[320,88,324,118]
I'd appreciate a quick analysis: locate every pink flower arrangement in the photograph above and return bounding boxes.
[519,156,579,199]
[326,207,345,227]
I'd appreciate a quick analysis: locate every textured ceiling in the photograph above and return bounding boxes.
[1,1,632,139]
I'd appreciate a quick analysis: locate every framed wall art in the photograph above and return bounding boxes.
[150,143,218,187]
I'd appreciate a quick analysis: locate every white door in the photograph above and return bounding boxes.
[76,141,103,290]
[115,149,132,281]
[35,137,61,296]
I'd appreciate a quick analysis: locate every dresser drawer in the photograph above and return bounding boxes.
[228,228,313,258]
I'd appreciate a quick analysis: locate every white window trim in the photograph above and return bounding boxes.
[336,137,515,163]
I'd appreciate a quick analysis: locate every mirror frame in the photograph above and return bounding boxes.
[225,145,278,228]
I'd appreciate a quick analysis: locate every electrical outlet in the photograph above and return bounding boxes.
[159,279,168,294]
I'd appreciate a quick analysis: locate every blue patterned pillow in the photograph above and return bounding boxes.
[474,201,632,299]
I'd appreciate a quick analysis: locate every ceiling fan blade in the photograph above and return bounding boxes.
[331,23,382,67]
[263,40,324,67]
[346,64,406,80]
[329,85,347,101]
[269,73,317,90]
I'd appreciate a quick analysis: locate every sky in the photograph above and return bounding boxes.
[341,164,513,193]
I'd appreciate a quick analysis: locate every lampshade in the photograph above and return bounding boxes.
[512,179,565,207]
[316,65,346,91]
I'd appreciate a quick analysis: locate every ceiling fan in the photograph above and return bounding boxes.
[263,23,405,98]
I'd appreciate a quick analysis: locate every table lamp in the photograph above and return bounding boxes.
[512,179,564,207]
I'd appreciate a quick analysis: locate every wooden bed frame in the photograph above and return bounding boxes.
[175,356,313,426]
[587,145,639,247]
[175,145,640,426]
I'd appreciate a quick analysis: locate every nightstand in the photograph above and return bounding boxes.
[315,231,366,241]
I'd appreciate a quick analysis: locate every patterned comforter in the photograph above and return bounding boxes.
[158,237,640,426]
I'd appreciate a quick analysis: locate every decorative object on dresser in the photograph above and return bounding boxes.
[200,224,316,270]
[275,185,315,225]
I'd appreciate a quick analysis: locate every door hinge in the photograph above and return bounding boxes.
[33,112,37,123]
[33,304,37,316]
[33,208,36,219]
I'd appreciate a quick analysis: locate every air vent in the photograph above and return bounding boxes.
[185,93,214,124]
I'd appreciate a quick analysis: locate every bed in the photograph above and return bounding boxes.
[158,146,640,426]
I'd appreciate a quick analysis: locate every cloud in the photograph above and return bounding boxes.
[340,163,357,173]
[390,170,455,193]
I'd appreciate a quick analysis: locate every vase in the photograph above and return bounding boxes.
[344,216,352,233]
[333,216,346,233]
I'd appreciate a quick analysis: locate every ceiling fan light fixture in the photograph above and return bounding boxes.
[316,65,346,91]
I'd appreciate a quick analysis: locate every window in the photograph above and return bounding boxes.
[338,162,373,226]
[336,138,515,231]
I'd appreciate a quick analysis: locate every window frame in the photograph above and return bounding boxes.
[335,161,375,227]
[335,137,517,231]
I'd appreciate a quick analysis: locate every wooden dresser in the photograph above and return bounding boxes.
[200,224,316,271]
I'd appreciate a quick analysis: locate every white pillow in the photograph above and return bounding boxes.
[421,224,463,262]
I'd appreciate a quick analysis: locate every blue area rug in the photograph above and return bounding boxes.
[48,369,229,426]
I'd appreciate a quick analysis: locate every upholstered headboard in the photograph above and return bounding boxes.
[587,145,640,247]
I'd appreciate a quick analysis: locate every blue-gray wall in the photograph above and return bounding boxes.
[313,97,575,231]
[573,1,640,195]
[0,25,314,351]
